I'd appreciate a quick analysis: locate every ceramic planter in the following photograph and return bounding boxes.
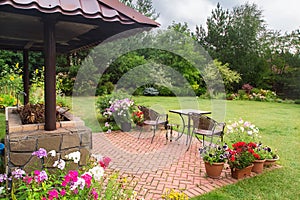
[252,159,265,174]
[231,164,254,179]
[204,161,224,179]
[264,156,279,167]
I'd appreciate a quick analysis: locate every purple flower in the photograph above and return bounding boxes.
[32,148,47,158]
[11,168,25,179]
[0,174,7,183]
[34,170,48,183]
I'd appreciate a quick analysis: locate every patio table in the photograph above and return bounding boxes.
[169,109,211,150]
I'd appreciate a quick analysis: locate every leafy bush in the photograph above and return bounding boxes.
[0,94,17,108]
[295,99,300,104]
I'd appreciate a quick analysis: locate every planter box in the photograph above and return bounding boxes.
[5,107,92,174]
[231,164,254,179]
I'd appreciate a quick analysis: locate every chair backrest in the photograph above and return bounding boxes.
[191,114,216,130]
[138,106,160,121]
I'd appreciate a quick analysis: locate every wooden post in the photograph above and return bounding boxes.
[22,50,29,105]
[44,17,57,131]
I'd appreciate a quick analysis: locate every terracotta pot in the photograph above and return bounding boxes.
[231,164,254,179]
[252,159,265,174]
[264,156,279,167]
[204,161,224,179]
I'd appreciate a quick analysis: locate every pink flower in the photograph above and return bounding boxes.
[23,176,33,184]
[99,157,111,169]
[81,173,92,188]
[48,189,59,199]
[32,148,47,158]
[91,188,98,200]
[60,189,66,196]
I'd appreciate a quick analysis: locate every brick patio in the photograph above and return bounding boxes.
[92,128,276,199]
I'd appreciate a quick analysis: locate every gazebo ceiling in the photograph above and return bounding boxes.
[0,0,159,53]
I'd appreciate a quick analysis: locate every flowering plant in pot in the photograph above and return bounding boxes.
[251,143,268,173]
[263,145,279,167]
[227,141,259,179]
[131,108,144,126]
[200,143,229,178]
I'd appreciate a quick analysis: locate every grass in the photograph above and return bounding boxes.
[1,97,300,199]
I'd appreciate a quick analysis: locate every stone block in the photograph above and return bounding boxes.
[38,136,61,152]
[81,131,92,146]
[22,124,38,132]
[79,147,90,166]
[10,152,32,166]
[10,139,36,152]
[24,156,42,173]
[60,121,76,128]
[9,126,23,133]
[44,153,60,168]
[61,134,80,149]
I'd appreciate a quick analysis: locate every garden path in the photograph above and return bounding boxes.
[92,129,267,199]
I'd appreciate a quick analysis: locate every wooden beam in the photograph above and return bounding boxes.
[44,17,57,131]
[22,50,29,105]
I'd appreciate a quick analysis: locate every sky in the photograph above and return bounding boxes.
[152,0,300,33]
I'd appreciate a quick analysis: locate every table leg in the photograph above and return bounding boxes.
[175,114,186,142]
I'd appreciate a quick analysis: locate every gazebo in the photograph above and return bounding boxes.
[0,0,159,130]
[0,0,158,172]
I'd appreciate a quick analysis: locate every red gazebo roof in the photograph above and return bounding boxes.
[0,0,159,53]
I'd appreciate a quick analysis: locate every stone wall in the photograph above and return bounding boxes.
[5,107,92,173]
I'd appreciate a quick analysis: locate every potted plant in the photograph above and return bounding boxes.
[105,98,135,132]
[263,146,279,167]
[132,108,144,127]
[251,143,267,174]
[227,141,258,179]
[200,143,228,179]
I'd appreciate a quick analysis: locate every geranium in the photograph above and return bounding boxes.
[227,141,258,169]
[225,118,260,145]
[200,143,229,165]
[0,149,138,199]
[132,109,144,125]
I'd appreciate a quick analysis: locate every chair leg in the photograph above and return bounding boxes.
[202,135,205,144]
[151,125,156,143]
[138,126,143,139]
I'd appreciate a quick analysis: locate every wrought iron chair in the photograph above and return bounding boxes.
[138,106,168,143]
[190,113,225,146]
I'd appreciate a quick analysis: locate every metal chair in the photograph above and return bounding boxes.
[190,113,225,146]
[138,106,168,143]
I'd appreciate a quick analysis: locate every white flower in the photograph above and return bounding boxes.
[48,150,56,157]
[0,186,5,194]
[65,151,81,164]
[89,166,104,181]
[247,130,253,135]
[53,159,66,170]
[91,154,103,162]
[240,127,244,132]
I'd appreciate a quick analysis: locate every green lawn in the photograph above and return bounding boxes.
[1,97,299,199]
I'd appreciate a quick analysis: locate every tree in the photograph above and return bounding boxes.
[196,3,268,88]
[119,0,159,20]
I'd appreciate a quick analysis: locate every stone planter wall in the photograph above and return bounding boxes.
[5,107,92,173]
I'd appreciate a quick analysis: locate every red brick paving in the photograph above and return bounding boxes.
[92,129,279,199]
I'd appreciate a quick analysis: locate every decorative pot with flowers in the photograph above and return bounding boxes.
[200,143,228,179]
[105,98,135,131]
[227,141,259,179]
[251,143,268,173]
[132,108,144,127]
[263,146,279,167]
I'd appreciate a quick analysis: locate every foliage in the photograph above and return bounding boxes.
[0,63,23,97]
[162,188,188,200]
[119,0,159,20]
[225,119,260,145]
[200,143,229,165]
[227,141,258,169]
[262,145,279,160]
[0,148,138,199]
[0,94,17,108]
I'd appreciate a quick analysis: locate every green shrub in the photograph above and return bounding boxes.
[294,99,300,104]
[0,94,17,108]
